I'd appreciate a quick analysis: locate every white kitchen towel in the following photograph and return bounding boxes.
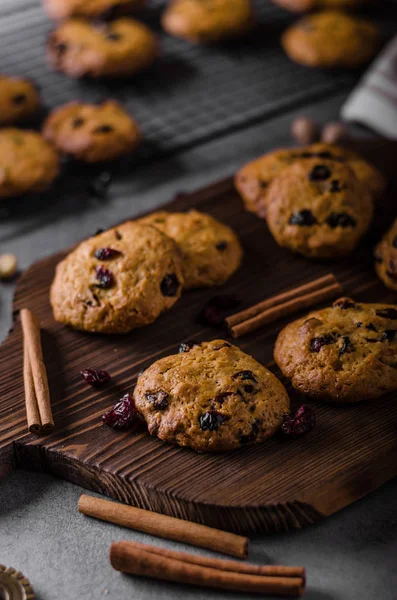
[341,35,397,139]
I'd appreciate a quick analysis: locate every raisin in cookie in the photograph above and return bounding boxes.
[47,18,158,78]
[0,75,41,126]
[235,142,384,219]
[0,129,59,198]
[266,158,373,258]
[134,339,290,452]
[282,11,379,68]
[137,210,243,289]
[43,0,145,20]
[50,222,184,334]
[273,0,370,13]
[275,298,397,403]
[374,219,397,291]
[42,101,141,163]
[162,0,254,44]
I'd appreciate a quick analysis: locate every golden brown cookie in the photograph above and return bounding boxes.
[273,0,370,13]
[47,18,158,78]
[275,298,397,403]
[0,129,59,198]
[43,0,145,20]
[50,222,184,334]
[42,101,141,163]
[235,143,385,219]
[137,210,243,289]
[0,75,41,126]
[266,158,373,258]
[374,219,397,291]
[134,339,290,452]
[162,0,254,44]
[281,11,379,68]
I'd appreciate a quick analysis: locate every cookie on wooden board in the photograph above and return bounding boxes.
[266,158,373,258]
[137,210,243,289]
[43,0,145,20]
[0,75,41,126]
[281,11,379,68]
[47,18,158,78]
[162,0,255,43]
[275,298,397,403]
[42,101,141,162]
[50,222,184,334]
[134,339,290,452]
[0,129,59,198]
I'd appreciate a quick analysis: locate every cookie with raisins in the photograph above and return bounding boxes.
[50,222,183,333]
[275,298,397,403]
[266,158,373,258]
[137,210,243,289]
[134,339,290,452]
[0,75,41,126]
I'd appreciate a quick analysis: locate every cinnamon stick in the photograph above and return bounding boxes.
[226,273,337,328]
[21,308,54,433]
[78,494,248,559]
[230,281,342,339]
[120,540,305,580]
[110,541,305,597]
[23,344,41,434]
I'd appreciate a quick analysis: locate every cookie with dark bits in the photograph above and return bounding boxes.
[134,339,290,452]
[161,0,255,44]
[0,75,41,126]
[42,101,141,163]
[47,18,158,78]
[137,210,243,289]
[266,158,373,258]
[43,0,145,20]
[50,222,184,333]
[274,298,397,403]
[374,218,397,292]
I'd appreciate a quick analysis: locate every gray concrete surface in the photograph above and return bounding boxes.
[1,93,396,599]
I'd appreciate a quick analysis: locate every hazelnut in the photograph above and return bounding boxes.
[0,254,17,280]
[291,116,320,145]
[322,121,350,145]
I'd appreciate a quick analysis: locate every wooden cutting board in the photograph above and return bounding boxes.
[1,140,397,534]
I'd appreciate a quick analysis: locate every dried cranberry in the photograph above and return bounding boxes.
[160,274,180,297]
[366,323,377,332]
[309,165,331,181]
[376,308,397,320]
[216,241,228,251]
[232,370,257,382]
[383,330,397,342]
[199,410,227,431]
[179,341,199,353]
[55,42,68,55]
[326,213,356,228]
[310,335,335,353]
[106,32,122,41]
[243,384,256,393]
[102,393,141,429]
[95,266,114,289]
[146,390,169,410]
[12,94,26,105]
[71,117,84,128]
[198,295,240,328]
[289,209,317,226]
[339,336,352,356]
[329,179,342,193]
[282,405,315,438]
[81,368,111,387]
[240,420,260,444]
[333,298,356,310]
[94,247,122,260]
[94,124,114,134]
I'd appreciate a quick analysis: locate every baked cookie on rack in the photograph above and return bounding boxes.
[374,219,397,292]
[137,210,243,289]
[47,18,158,78]
[134,339,290,452]
[0,75,41,126]
[275,298,397,403]
[266,158,373,258]
[235,142,385,219]
[282,11,379,68]
[43,0,145,20]
[161,0,255,43]
[0,129,59,198]
[42,101,141,162]
[272,0,370,13]
[50,222,184,334]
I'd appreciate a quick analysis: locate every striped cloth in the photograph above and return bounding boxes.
[342,35,397,139]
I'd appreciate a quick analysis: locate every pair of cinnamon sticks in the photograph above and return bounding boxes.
[226,273,342,338]
[21,308,54,434]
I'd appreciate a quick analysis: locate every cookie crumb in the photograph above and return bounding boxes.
[0,254,17,280]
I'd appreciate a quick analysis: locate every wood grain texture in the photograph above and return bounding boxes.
[1,140,397,534]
